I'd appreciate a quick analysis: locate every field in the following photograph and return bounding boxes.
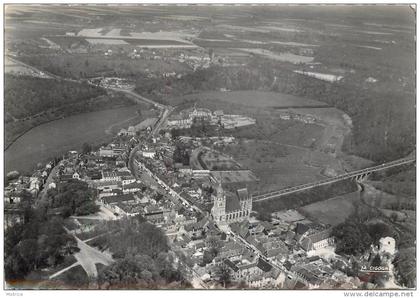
[5,56,51,78]
[213,170,258,185]
[237,48,314,64]
[253,179,359,214]
[199,150,241,171]
[19,52,190,79]
[299,191,361,226]
[5,106,152,174]
[181,90,328,108]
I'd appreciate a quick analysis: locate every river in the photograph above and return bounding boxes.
[5,106,141,174]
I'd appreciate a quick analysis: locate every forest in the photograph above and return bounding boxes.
[46,179,99,217]
[5,191,78,282]
[92,216,191,289]
[5,74,105,119]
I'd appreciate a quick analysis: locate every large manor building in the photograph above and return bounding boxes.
[211,184,252,228]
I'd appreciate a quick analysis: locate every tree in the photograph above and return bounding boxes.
[257,210,272,222]
[47,180,98,217]
[332,221,372,255]
[367,222,394,244]
[81,142,92,154]
[217,265,231,288]
[202,248,218,265]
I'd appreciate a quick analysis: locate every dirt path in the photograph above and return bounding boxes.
[49,261,80,279]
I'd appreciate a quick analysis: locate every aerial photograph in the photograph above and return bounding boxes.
[3,3,417,293]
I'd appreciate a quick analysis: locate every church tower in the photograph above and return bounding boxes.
[211,183,226,223]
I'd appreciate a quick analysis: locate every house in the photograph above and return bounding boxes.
[217,240,245,259]
[102,194,136,208]
[102,171,120,182]
[142,151,156,159]
[115,156,126,167]
[230,220,250,238]
[291,265,321,287]
[123,182,142,194]
[121,175,136,185]
[99,188,123,199]
[144,209,171,225]
[4,191,22,204]
[174,163,192,175]
[223,257,277,287]
[181,217,208,239]
[86,170,102,180]
[5,207,25,230]
[93,180,122,192]
[113,203,141,217]
[262,239,289,258]
[299,228,334,251]
[99,144,126,157]
[60,174,74,182]
[29,177,41,195]
[214,110,224,117]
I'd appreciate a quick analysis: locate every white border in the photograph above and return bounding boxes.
[1,2,418,298]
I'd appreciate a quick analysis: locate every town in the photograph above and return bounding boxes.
[5,101,400,289]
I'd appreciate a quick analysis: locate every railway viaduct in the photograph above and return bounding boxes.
[251,157,415,202]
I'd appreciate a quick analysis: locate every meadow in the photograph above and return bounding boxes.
[180,90,328,108]
[299,191,361,226]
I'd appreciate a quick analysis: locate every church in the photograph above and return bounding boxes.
[211,183,252,228]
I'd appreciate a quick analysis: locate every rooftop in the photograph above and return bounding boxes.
[103,193,135,204]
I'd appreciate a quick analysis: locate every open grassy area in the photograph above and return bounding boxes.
[253,179,358,214]
[299,191,361,226]
[220,139,341,193]
[178,90,327,108]
[199,150,241,170]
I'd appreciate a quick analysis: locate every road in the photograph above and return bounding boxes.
[109,87,167,110]
[134,159,203,213]
[128,103,173,177]
[50,231,114,281]
[252,157,416,202]
[131,156,290,287]
[6,55,59,80]
[36,162,60,206]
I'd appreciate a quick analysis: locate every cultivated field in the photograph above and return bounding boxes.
[237,48,314,64]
